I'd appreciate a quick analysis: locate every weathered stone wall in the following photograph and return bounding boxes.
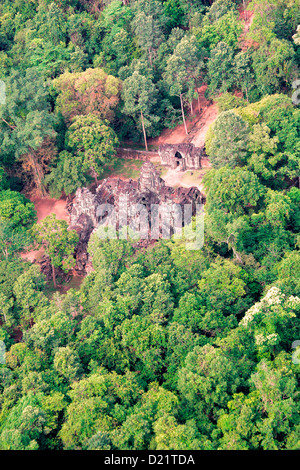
[158,143,203,170]
[67,162,205,274]
[117,147,160,162]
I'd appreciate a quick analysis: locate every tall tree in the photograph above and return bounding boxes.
[122,71,160,150]
[131,0,167,67]
[31,214,79,288]
[164,35,205,117]
[234,50,254,102]
[0,69,56,195]
[44,151,88,199]
[205,110,250,168]
[66,114,119,185]
[207,42,236,97]
[53,68,121,124]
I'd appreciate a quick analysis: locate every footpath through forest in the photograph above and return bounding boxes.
[149,2,254,189]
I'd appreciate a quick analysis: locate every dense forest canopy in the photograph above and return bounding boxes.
[0,0,299,451]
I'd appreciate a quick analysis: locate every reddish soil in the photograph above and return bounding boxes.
[149,84,213,147]
[21,195,69,263]
[149,119,195,146]
[190,103,219,149]
[238,4,256,51]
[149,84,217,188]
[31,196,69,223]
[238,3,254,28]
[56,272,85,295]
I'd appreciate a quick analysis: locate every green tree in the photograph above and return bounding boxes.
[59,369,143,449]
[0,221,32,260]
[33,0,67,46]
[215,92,247,113]
[112,382,179,450]
[275,251,300,296]
[13,264,48,327]
[99,1,134,75]
[0,190,36,259]
[218,353,300,449]
[0,69,56,195]
[0,392,47,450]
[0,190,36,229]
[163,322,202,390]
[67,114,119,184]
[178,344,242,422]
[31,214,79,288]
[163,0,186,29]
[194,10,243,51]
[131,0,167,67]
[251,38,297,96]
[23,309,77,355]
[44,151,88,198]
[53,68,121,124]
[87,232,134,280]
[240,286,300,360]
[164,35,205,117]
[206,110,250,168]
[207,0,238,23]
[204,166,266,216]
[122,71,160,150]
[153,415,205,450]
[116,315,167,381]
[234,50,255,102]
[207,42,236,97]
[257,94,300,159]
[249,0,300,42]
[53,346,82,382]
[246,123,299,188]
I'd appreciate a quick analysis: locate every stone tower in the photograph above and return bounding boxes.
[138,161,165,193]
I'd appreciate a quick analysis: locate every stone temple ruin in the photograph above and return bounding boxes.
[158,143,203,170]
[67,161,205,274]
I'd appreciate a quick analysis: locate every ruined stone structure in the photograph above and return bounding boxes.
[67,162,205,274]
[138,161,165,193]
[158,143,203,170]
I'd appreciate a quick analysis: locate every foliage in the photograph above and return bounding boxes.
[205,110,250,168]
[66,114,119,182]
[0,0,299,452]
[44,151,88,198]
[53,68,121,124]
[31,214,79,287]
[122,71,160,145]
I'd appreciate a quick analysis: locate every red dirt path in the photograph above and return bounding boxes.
[149,84,214,147]
[238,4,256,51]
